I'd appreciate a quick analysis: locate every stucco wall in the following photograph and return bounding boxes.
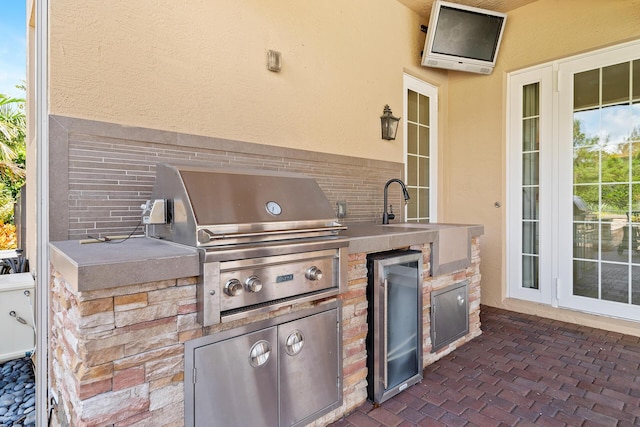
[44,0,640,334]
[444,0,640,333]
[48,0,447,163]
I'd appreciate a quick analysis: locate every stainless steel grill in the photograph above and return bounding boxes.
[147,163,346,247]
[145,162,348,326]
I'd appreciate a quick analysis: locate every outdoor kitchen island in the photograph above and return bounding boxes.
[48,222,482,427]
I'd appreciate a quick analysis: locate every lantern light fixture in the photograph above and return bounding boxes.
[380,105,400,140]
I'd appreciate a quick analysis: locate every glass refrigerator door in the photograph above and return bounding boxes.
[385,261,420,389]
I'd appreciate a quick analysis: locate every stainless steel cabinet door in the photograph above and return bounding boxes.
[194,327,278,427]
[431,281,468,351]
[279,309,339,427]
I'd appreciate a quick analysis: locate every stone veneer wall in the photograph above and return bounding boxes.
[49,238,481,427]
[49,115,405,241]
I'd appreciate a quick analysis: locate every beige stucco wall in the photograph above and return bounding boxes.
[444,0,640,335]
[48,0,447,164]
[43,0,640,334]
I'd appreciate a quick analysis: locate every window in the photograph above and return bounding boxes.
[507,67,552,304]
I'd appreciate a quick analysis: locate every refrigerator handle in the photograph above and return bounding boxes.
[383,277,388,388]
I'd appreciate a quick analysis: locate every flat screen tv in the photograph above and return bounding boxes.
[421,0,507,75]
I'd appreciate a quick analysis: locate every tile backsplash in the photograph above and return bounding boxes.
[50,115,404,241]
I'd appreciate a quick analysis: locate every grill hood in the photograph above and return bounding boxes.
[146,163,344,247]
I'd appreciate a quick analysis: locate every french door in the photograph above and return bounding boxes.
[404,74,438,222]
[508,40,640,321]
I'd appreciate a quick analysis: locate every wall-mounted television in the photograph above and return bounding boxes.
[421,0,507,75]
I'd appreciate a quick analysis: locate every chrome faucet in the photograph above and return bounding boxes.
[382,178,410,224]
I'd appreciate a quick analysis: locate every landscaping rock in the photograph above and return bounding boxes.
[0,357,35,427]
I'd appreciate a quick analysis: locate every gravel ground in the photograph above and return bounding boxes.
[0,357,35,427]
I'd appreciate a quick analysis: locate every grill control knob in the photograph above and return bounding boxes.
[224,278,243,296]
[244,276,263,293]
[305,266,323,281]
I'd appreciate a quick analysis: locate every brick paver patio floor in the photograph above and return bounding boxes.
[329,305,640,426]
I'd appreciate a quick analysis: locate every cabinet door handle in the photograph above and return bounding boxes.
[249,340,271,368]
[284,330,305,356]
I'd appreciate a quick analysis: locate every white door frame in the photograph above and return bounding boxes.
[557,40,640,320]
[403,74,438,222]
[506,66,555,304]
[507,39,640,322]
[35,0,49,424]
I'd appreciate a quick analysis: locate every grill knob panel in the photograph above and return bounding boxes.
[245,275,263,293]
[305,266,323,281]
[224,278,244,296]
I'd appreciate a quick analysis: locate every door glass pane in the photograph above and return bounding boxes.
[407,123,418,154]
[574,69,600,110]
[523,83,539,116]
[522,222,538,254]
[522,255,538,289]
[602,104,635,146]
[634,60,640,100]
[418,157,428,187]
[521,83,540,290]
[602,62,629,105]
[408,90,418,122]
[407,188,417,219]
[632,266,640,305]
[573,109,601,145]
[522,152,539,185]
[419,126,429,156]
[573,147,599,184]
[419,188,429,217]
[406,88,431,222]
[407,155,418,186]
[632,105,640,141]
[573,260,598,298]
[573,221,597,260]
[522,187,538,220]
[572,61,640,307]
[419,94,430,125]
[601,147,629,183]
[601,263,628,303]
[523,118,539,151]
[574,185,598,213]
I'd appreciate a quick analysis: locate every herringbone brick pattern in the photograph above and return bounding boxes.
[330,306,640,426]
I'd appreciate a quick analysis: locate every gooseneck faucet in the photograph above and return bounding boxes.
[382,178,410,224]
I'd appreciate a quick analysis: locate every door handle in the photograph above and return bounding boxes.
[383,278,388,388]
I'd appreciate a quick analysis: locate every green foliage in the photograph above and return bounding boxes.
[0,85,26,224]
[573,118,640,217]
[0,183,15,224]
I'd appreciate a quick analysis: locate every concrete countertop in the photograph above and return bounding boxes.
[49,237,200,293]
[49,222,483,293]
[343,222,484,275]
[343,223,440,253]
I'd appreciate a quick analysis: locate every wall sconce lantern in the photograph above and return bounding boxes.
[380,105,400,140]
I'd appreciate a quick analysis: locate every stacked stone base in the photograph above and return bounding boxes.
[49,237,481,426]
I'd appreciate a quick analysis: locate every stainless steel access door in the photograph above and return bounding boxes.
[193,327,279,427]
[431,280,469,351]
[279,308,340,427]
[186,302,342,427]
